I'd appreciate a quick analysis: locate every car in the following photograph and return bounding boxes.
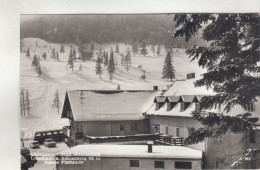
[44,138,56,148]
[29,141,40,149]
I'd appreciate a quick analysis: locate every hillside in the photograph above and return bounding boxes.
[20,37,205,136]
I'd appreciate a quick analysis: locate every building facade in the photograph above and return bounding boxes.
[56,144,202,170]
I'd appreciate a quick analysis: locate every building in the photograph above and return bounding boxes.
[56,143,203,170]
[146,75,214,151]
[61,90,160,146]
[205,99,260,169]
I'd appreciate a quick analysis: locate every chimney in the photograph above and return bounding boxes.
[153,86,158,90]
[147,141,153,153]
[187,73,195,79]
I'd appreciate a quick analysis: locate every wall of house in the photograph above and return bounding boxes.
[72,119,149,136]
[56,157,201,170]
[149,115,205,151]
[205,132,252,169]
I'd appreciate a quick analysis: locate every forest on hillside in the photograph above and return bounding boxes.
[20,14,206,49]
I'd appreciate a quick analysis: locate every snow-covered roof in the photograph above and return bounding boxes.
[167,96,180,102]
[181,95,195,102]
[62,90,160,121]
[57,144,202,160]
[147,102,196,117]
[164,78,215,96]
[154,96,166,103]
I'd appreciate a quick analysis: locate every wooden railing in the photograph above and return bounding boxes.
[156,135,184,146]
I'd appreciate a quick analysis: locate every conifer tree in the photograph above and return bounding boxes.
[140,42,148,56]
[42,52,46,61]
[104,52,109,66]
[52,89,61,113]
[174,14,260,167]
[131,42,138,55]
[26,48,30,58]
[51,48,56,59]
[95,56,103,78]
[79,63,83,74]
[157,45,161,55]
[73,47,77,60]
[151,45,155,55]
[162,52,175,81]
[108,51,115,81]
[141,70,146,81]
[60,44,65,53]
[115,44,119,53]
[32,55,38,67]
[37,62,42,76]
[56,52,59,61]
[68,47,74,71]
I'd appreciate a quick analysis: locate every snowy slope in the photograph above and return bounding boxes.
[20,37,205,135]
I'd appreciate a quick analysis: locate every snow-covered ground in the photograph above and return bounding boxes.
[20,37,205,138]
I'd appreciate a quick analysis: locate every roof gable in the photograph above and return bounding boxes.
[62,90,159,121]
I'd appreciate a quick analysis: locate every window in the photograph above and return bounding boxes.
[176,127,180,137]
[180,102,185,112]
[175,162,192,169]
[246,103,254,111]
[154,161,164,168]
[130,160,139,167]
[131,122,138,131]
[195,103,200,112]
[120,124,124,131]
[217,135,223,142]
[188,128,192,137]
[167,102,172,111]
[250,130,256,143]
[166,126,168,135]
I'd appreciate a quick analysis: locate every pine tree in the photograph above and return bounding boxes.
[51,48,56,59]
[115,44,119,53]
[79,63,83,74]
[68,47,74,71]
[125,51,131,72]
[52,89,61,113]
[131,42,138,55]
[162,52,175,81]
[26,48,30,58]
[140,42,148,56]
[32,55,38,67]
[174,14,260,167]
[95,56,103,78]
[60,44,65,53]
[42,52,46,61]
[37,63,42,76]
[90,43,95,51]
[104,52,109,66]
[141,70,146,81]
[108,51,115,81]
[157,45,161,55]
[56,52,59,61]
[73,47,77,60]
[151,45,155,55]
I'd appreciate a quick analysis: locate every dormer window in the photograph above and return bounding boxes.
[180,102,185,112]
[246,103,254,111]
[167,102,172,111]
[154,96,166,110]
[195,103,200,112]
